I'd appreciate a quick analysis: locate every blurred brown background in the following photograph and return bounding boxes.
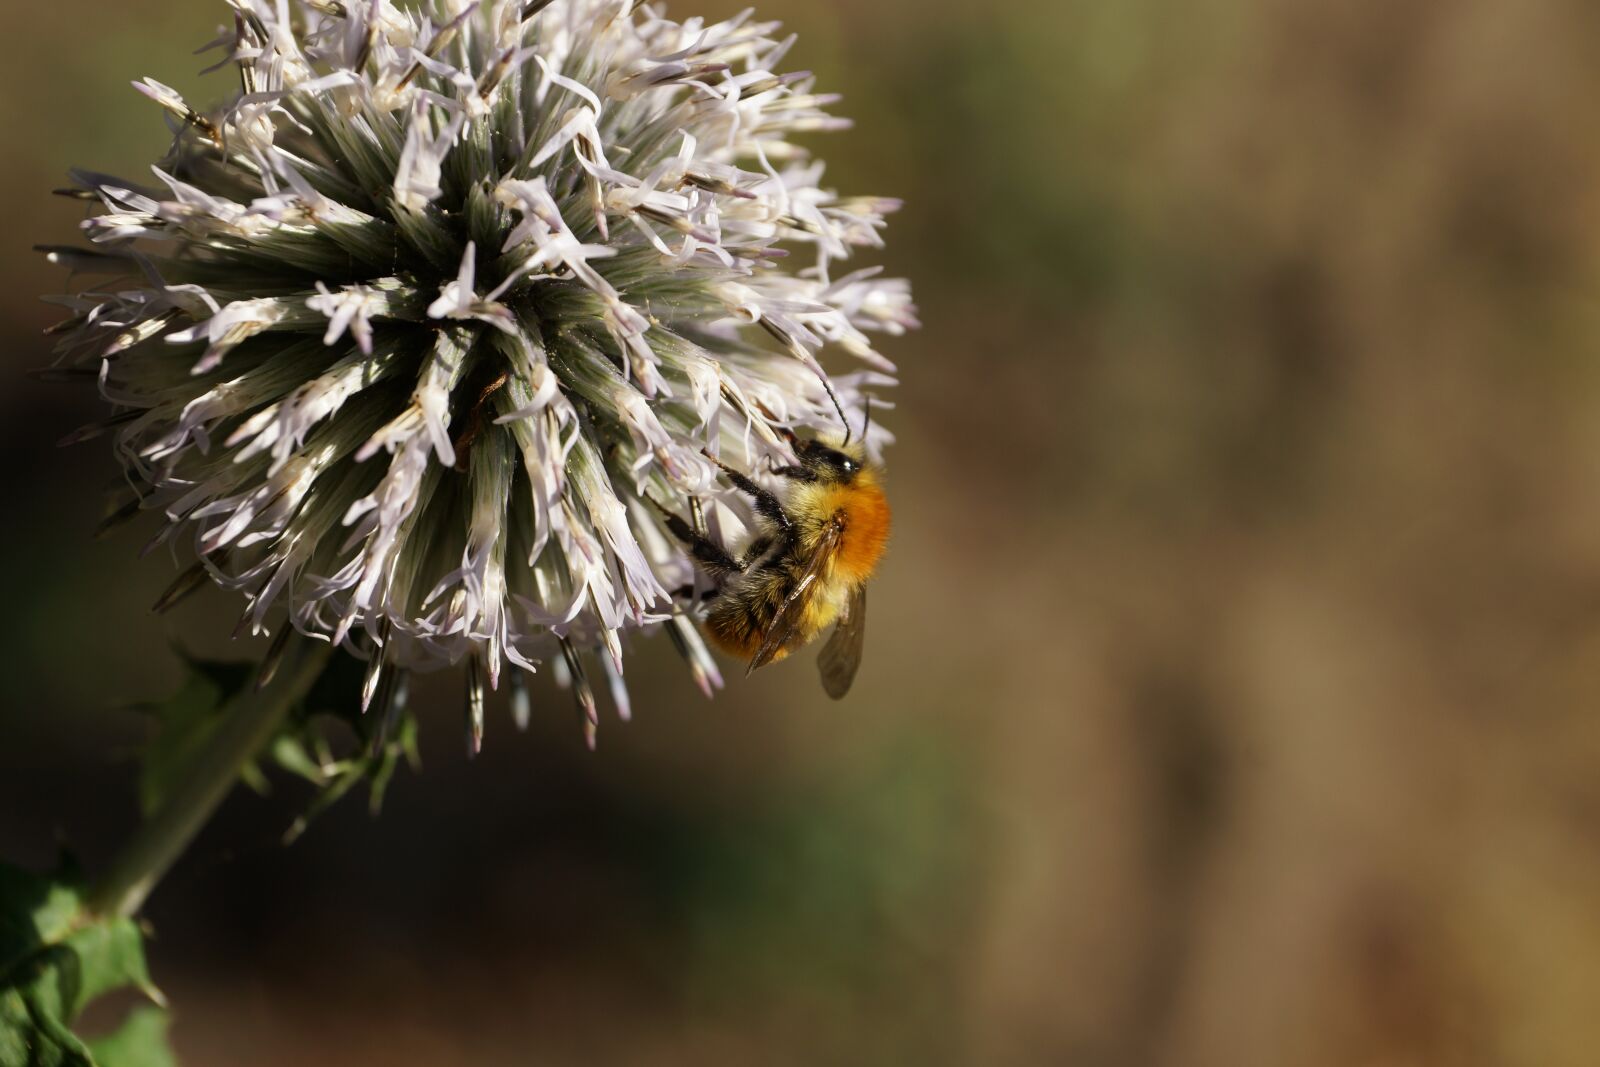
[6,0,1600,1064]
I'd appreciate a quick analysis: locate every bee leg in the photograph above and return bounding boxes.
[701,450,794,535]
[669,584,719,603]
[738,534,774,569]
[768,463,817,482]
[768,429,821,481]
[647,496,742,581]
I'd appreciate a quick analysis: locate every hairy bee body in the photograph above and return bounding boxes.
[705,468,889,662]
[792,475,894,587]
[661,437,889,696]
[704,566,813,663]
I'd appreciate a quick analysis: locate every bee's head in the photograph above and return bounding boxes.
[793,434,867,483]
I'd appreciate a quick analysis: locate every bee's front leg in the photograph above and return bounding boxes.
[767,429,818,482]
[738,534,775,569]
[702,449,795,536]
[647,495,742,583]
[767,461,817,483]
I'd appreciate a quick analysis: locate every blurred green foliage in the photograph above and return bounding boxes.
[0,861,169,1067]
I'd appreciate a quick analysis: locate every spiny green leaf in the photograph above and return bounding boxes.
[173,654,254,704]
[0,862,171,1067]
[136,649,263,815]
[236,759,272,798]
[267,735,327,786]
[137,653,417,849]
[86,1007,175,1067]
[298,653,364,723]
[0,862,82,979]
[136,672,231,817]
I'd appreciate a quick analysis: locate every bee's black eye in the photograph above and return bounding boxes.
[795,440,859,478]
[815,448,855,474]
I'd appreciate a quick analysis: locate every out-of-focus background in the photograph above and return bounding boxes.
[5,0,1600,1063]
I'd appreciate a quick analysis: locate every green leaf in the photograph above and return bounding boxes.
[297,652,365,726]
[280,712,417,844]
[276,650,419,835]
[0,862,171,1067]
[266,735,326,786]
[137,652,417,849]
[136,672,231,818]
[86,1008,175,1067]
[136,651,264,814]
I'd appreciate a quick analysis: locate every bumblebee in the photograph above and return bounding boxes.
[655,431,890,698]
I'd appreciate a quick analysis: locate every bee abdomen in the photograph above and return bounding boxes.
[704,568,795,662]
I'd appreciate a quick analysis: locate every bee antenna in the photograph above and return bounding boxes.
[861,396,872,442]
[818,375,851,447]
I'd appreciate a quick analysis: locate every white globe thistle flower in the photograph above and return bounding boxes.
[45,0,914,745]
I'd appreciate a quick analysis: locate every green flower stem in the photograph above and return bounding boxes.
[86,635,333,920]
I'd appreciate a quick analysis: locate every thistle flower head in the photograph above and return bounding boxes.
[46,0,915,735]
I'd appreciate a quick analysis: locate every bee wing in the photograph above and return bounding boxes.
[817,585,867,700]
[747,520,843,675]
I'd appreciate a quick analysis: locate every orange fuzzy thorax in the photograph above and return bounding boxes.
[813,471,891,587]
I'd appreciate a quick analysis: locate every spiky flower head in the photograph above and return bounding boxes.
[45,0,913,740]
